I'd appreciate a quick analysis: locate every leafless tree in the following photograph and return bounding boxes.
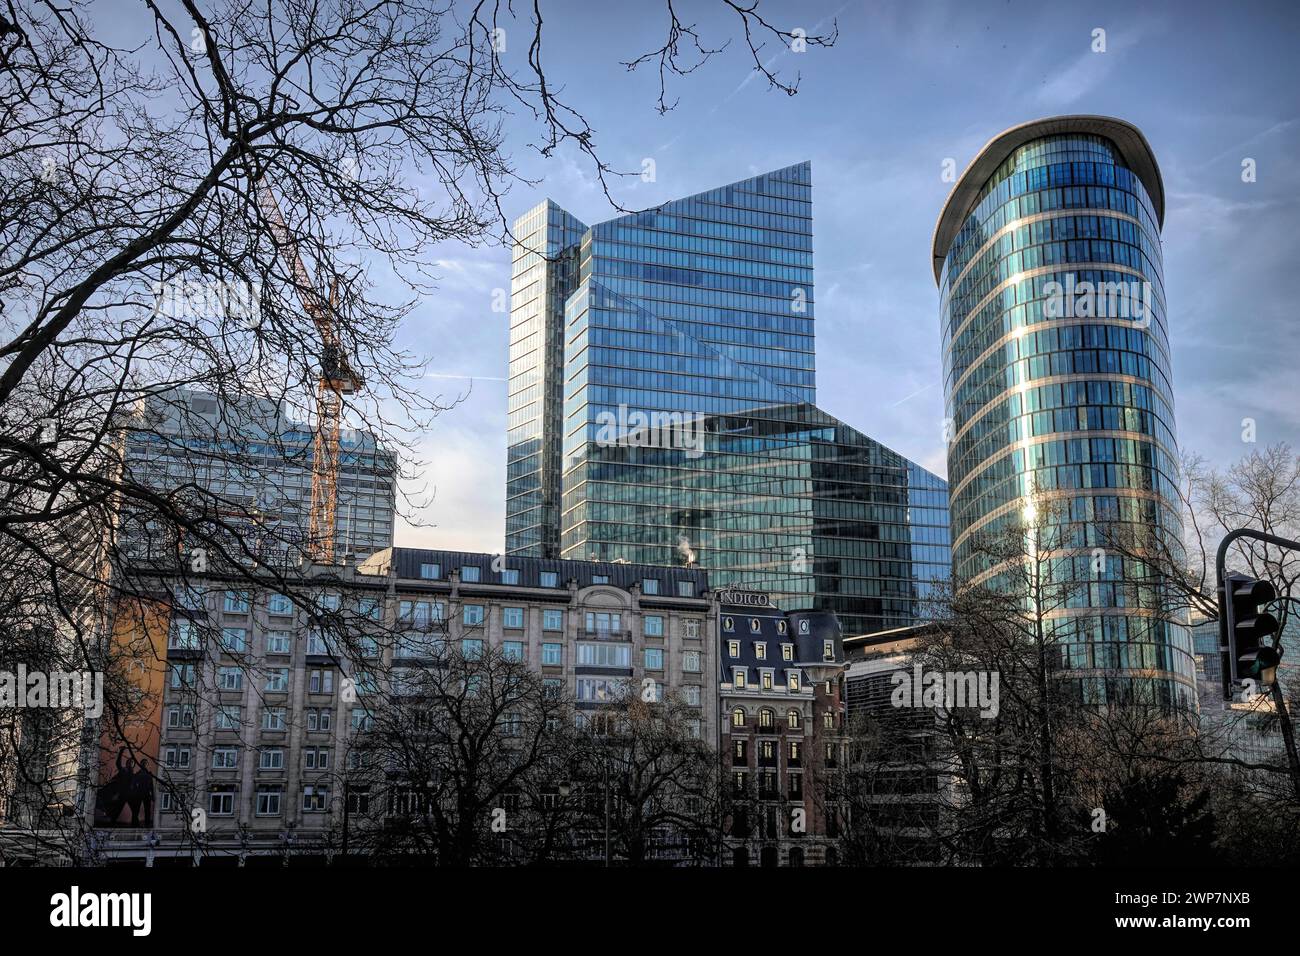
[0,0,834,859]
[571,687,719,866]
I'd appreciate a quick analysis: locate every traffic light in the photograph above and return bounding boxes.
[1224,573,1281,683]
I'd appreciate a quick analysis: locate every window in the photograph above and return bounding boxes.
[503,606,524,629]
[684,619,700,639]
[540,571,559,588]
[824,711,836,730]
[220,627,247,653]
[576,677,627,702]
[677,581,694,597]
[214,706,240,731]
[734,739,747,760]
[541,643,562,666]
[399,600,444,628]
[500,568,520,585]
[209,788,235,816]
[577,643,630,668]
[542,678,562,699]
[789,741,801,761]
[173,585,205,611]
[160,792,176,812]
[542,609,564,631]
[687,719,701,739]
[503,641,525,661]
[462,605,484,626]
[759,708,775,729]
[759,740,775,761]
[823,640,835,661]
[641,578,659,595]
[683,685,701,706]
[777,620,787,635]
[168,663,195,690]
[789,774,803,799]
[261,707,286,731]
[787,709,802,730]
[350,709,373,732]
[461,638,484,659]
[419,562,440,580]
[592,574,609,584]
[788,672,801,692]
[317,593,340,612]
[750,618,761,633]
[585,611,621,634]
[644,647,664,670]
[722,616,734,632]
[264,668,289,693]
[223,590,249,613]
[166,705,195,729]
[302,785,329,812]
[266,631,291,655]
[163,745,191,769]
[781,644,794,661]
[358,597,383,621]
[211,747,238,770]
[396,631,439,659]
[259,748,284,770]
[682,650,701,673]
[306,669,332,694]
[168,620,200,651]
[304,748,330,770]
[644,614,664,637]
[761,671,773,690]
[217,667,242,692]
[460,565,481,583]
[306,630,331,655]
[732,668,746,690]
[731,708,746,727]
[256,787,282,816]
[755,642,767,660]
[307,708,331,732]
[267,593,294,616]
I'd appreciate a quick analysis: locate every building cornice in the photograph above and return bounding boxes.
[932,115,1165,285]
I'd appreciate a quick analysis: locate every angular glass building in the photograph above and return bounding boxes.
[931,116,1195,707]
[507,164,950,635]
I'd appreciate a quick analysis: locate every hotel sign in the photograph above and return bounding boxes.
[715,588,772,608]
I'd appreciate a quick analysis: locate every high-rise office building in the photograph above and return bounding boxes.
[507,165,950,636]
[122,388,395,562]
[931,116,1195,707]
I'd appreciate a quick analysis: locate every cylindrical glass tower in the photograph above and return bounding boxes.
[932,116,1195,709]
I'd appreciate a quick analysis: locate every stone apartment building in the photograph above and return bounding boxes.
[717,591,846,867]
[93,549,715,864]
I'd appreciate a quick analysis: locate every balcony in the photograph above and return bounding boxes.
[583,628,632,642]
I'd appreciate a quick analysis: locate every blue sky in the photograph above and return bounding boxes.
[400,0,1300,551]
[97,0,1294,551]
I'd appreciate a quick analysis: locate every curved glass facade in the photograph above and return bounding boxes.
[936,128,1195,708]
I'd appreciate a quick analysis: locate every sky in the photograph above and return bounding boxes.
[394,0,1300,553]
[101,0,1300,553]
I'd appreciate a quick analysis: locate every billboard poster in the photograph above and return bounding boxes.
[93,596,169,828]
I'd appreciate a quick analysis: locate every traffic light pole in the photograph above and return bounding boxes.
[1216,528,1300,801]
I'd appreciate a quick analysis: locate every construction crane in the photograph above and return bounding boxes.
[257,179,362,565]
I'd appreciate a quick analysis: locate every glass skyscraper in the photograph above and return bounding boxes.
[931,116,1195,707]
[507,164,950,635]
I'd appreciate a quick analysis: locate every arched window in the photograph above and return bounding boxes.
[759,708,775,729]
[733,846,749,867]
[788,847,804,867]
[787,709,801,730]
[731,707,746,727]
[760,845,778,867]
